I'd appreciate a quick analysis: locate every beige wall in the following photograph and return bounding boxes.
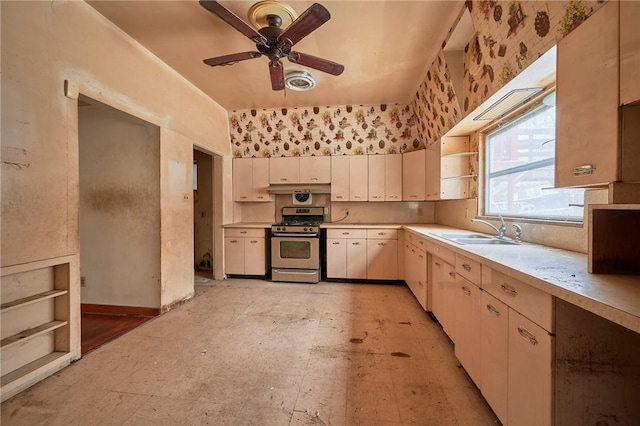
[1,1,231,311]
[79,100,161,308]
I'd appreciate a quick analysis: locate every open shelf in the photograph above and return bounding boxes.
[441,152,477,158]
[442,174,478,180]
[1,321,68,349]
[1,290,68,313]
[0,352,68,387]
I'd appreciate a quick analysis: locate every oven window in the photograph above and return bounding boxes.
[279,241,311,259]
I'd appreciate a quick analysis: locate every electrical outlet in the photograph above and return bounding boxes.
[80,276,86,287]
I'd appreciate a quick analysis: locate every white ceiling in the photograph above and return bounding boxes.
[88,1,465,111]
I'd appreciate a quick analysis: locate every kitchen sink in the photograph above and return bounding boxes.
[452,238,519,245]
[432,233,492,240]
[431,232,519,246]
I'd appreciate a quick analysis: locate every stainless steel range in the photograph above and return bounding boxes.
[271,207,324,283]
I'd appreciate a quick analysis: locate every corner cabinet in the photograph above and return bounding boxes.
[425,136,473,201]
[556,1,626,187]
[1,256,78,402]
[233,157,270,202]
[402,149,426,201]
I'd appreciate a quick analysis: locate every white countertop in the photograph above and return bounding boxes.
[403,224,640,334]
[223,222,272,229]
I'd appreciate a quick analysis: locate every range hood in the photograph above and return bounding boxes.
[266,183,332,194]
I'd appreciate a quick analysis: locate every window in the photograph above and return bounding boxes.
[484,93,584,221]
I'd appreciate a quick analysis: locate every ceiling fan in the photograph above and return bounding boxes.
[199,0,345,91]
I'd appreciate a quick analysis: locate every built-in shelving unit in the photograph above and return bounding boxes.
[1,256,78,402]
[440,135,476,199]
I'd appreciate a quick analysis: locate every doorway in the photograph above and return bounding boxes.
[193,149,214,280]
[78,95,161,354]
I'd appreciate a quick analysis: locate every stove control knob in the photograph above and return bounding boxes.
[304,227,308,232]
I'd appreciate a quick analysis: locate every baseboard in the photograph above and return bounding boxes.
[81,303,160,317]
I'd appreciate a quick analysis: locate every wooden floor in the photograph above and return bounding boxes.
[81,313,153,355]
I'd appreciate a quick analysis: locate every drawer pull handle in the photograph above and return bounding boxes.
[435,262,441,267]
[572,164,596,176]
[332,242,340,245]
[462,263,472,272]
[240,231,248,234]
[448,271,456,279]
[378,232,387,235]
[461,286,471,296]
[280,178,288,181]
[378,242,387,246]
[229,240,238,243]
[352,242,360,246]
[486,304,501,316]
[418,254,423,259]
[311,177,318,181]
[500,284,518,296]
[240,196,248,199]
[517,327,538,345]
[249,240,258,244]
[336,195,344,199]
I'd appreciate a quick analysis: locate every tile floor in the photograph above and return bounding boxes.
[1,278,500,425]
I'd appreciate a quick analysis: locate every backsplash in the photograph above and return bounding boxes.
[228,104,421,158]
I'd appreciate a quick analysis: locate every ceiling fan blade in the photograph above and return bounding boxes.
[269,60,285,91]
[278,3,330,49]
[288,51,344,76]
[203,51,262,67]
[199,0,268,45]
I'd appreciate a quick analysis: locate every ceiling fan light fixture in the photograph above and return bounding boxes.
[285,71,316,91]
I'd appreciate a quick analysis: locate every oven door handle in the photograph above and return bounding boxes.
[272,232,319,238]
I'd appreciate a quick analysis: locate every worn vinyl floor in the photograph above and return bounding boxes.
[1,278,500,426]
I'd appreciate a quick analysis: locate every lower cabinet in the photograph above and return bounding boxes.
[366,229,398,280]
[430,255,457,339]
[326,228,398,280]
[224,228,268,276]
[480,291,509,424]
[453,274,482,385]
[326,229,367,279]
[480,267,554,426]
[403,236,427,309]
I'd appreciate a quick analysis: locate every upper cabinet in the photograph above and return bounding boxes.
[402,149,426,201]
[330,155,367,201]
[269,157,300,184]
[233,157,270,202]
[368,154,402,202]
[620,1,640,105]
[269,156,330,184]
[440,136,472,199]
[556,1,622,187]
[299,156,331,183]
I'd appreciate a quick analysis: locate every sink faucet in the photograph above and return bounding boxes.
[513,224,523,242]
[471,214,507,239]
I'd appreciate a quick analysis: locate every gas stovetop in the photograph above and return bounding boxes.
[273,207,324,233]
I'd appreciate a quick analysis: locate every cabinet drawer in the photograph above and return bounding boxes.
[366,229,398,240]
[424,241,455,265]
[482,268,554,333]
[326,228,367,239]
[225,228,265,238]
[455,253,481,284]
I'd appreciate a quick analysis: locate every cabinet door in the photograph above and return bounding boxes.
[454,276,482,386]
[349,156,368,201]
[300,156,331,183]
[402,150,426,201]
[480,291,508,425]
[368,155,385,201]
[232,158,253,202]
[431,257,456,337]
[251,158,270,202]
[620,0,640,105]
[326,238,346,278]
[366,239,398,280]
[346,239,367,279]
[224,237,245,275]
[425,147,440,200]
[385,154,403,201]
[412,246,427,310]
[508,309,553,426]
[244,237,266,275]
[404,242,416,289]
[556,0,619,187]
[269,157,300,183]
[331,156,350,201]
